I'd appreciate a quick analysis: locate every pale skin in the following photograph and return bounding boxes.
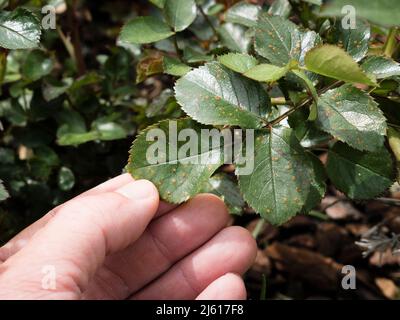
[0,174,257,300]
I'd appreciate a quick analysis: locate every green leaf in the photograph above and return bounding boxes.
[201,173,245,215]
[163,56,192,76]
[217,23,251,53]
[302,153,326,213]
[316,84,387,152]
[217,53,258,74]
[92,120,127,141]
[150,0,165,8]
[58,167,75,191]
[0,180,9,201]
[333,20,370,62]
[22,50,53,81]
[0,8,41,49]
[291,69,318,101]
[119,16,174,44]
[244,64,288,82]
[268,0,292,18]
[361,55,400,79]
[164,0,197,32]
[175,62,270,129]
[225,1,261,27]
[327,142,395,199]
[304,45,377,86]
[321,0,400,28]
[254,14,320,67]
[238,127,318,224]
[127,118,224,204]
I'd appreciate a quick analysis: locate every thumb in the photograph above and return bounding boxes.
[0,180,159,299]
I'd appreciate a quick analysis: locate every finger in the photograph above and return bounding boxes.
[0,180,159,299]
[196,273,247,300]
[0,174,133,261]
[132,226,257,300]
[0,174,176,262]
[82,194,229,299]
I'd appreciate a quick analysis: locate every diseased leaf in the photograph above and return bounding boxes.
[164,0,197,32]
[361,56,400,79]
[333,20,370,62]
[218,23,251,53]
[225,1,261,27]
[302,153,326,213]
[321,0,400,28]
[119,16,174,44]
[175,62,270,128]
[127,118,224,204]
[238,127,318,224]
[327,142,395,199]
[304,45,377,85]
[201,173,245,215]
[136,51,164,84]
[163,56,192,76]
[217,53,258,74]
[316,84,387,152]
[244,64,288,82]
[254,14,320,67]
[22,50,53,81]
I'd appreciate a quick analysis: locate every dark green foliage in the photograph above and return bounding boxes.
[1,0,399,235]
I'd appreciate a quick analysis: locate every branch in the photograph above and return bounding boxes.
[67,0,86,76]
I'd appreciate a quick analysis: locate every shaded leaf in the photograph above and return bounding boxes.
[316,84,387,152]
[0,180,9,201]
[127,118,224,203]
[58,167,75,191]
[22,50,53,81]
[225,1,261,27]
[119,16,174,44]
[218,23,251,53]
[175,62,270,128]
[305,45,377,85]
[327,142,395,199]
[388,127,400,162]
[201,173,245,215]
[268,0,292,18]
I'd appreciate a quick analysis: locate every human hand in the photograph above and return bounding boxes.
[0,174,257,300]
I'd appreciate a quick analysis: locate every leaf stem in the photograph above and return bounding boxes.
[267,80,344,127]
[173,35,183,62]
[383,27,399,57]
[197,5,219,40]
[271,97,293,106]
[252,218,266,239]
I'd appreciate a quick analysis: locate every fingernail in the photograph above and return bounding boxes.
[116,180,157,200]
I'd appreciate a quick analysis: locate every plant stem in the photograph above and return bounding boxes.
[271,97,293,106]
[383,27,399,57]
[173,35,183,62]
[67,0,86,75]
[252,218,266,239]
[197,5,219,40]
[267,80,343,127]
